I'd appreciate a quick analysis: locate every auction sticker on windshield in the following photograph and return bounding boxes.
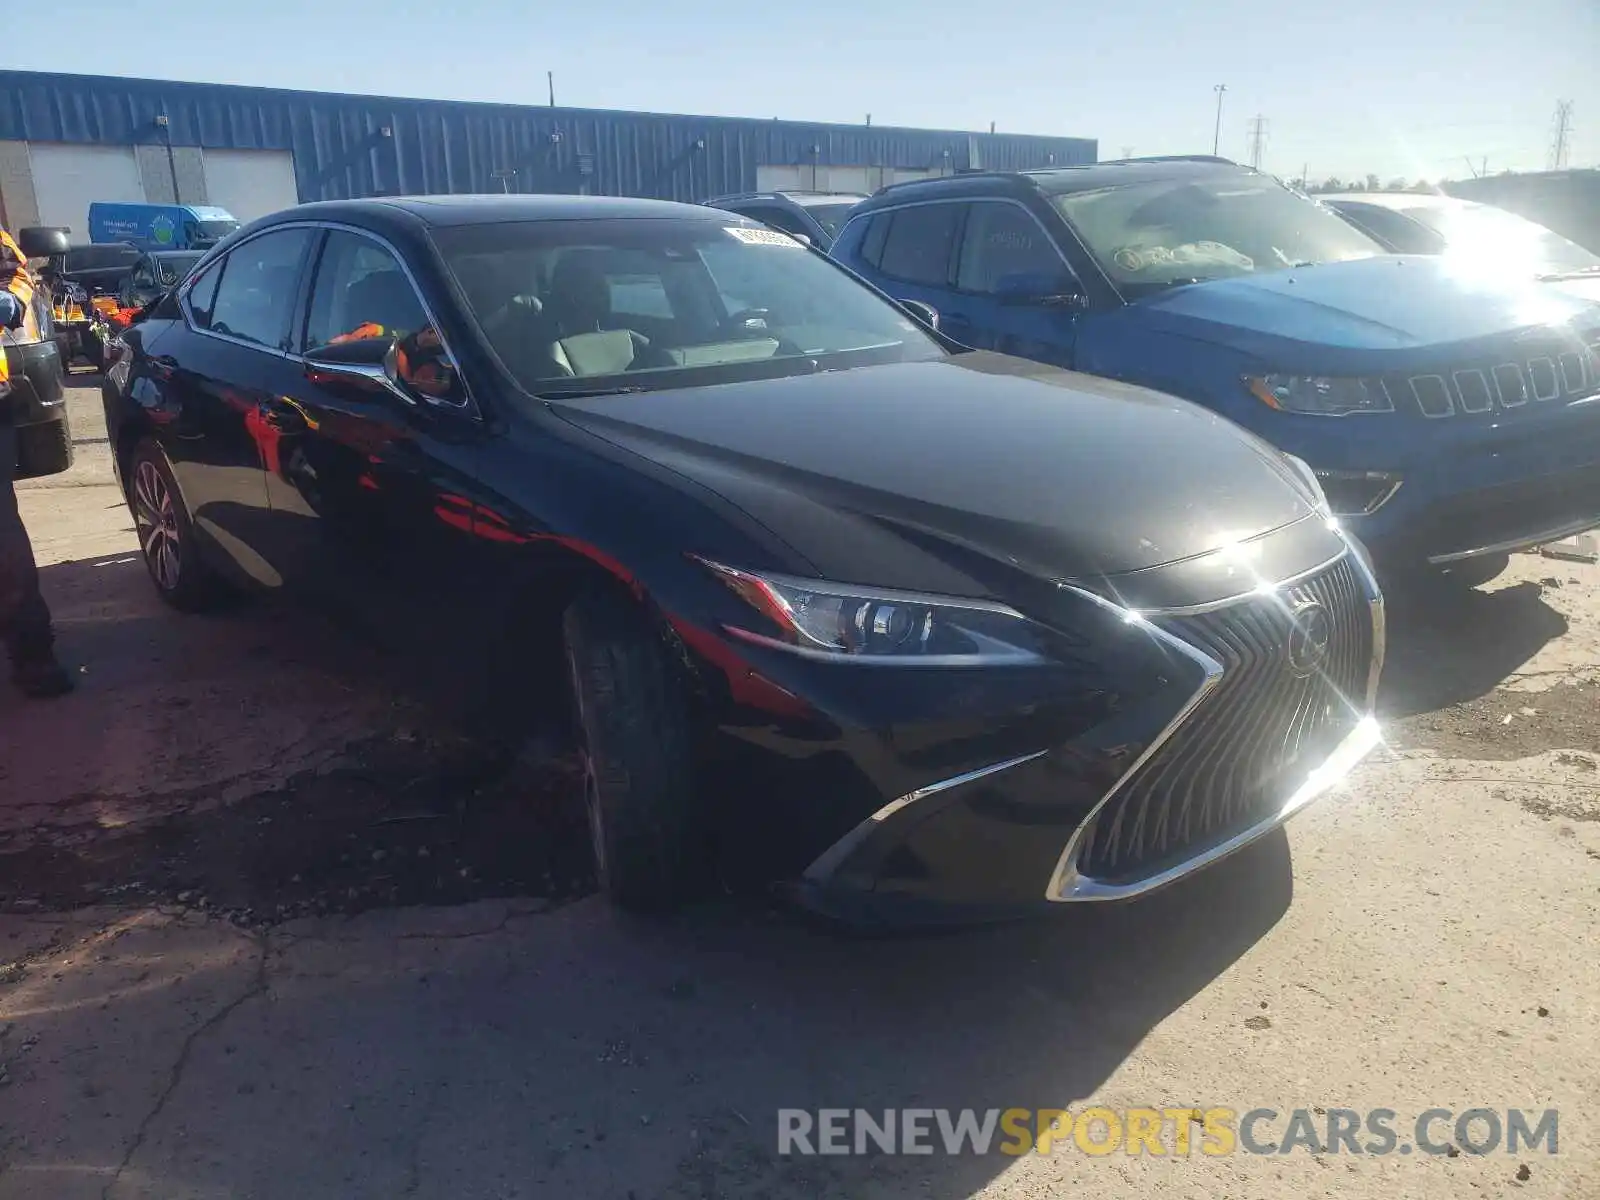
[725,227,804,246]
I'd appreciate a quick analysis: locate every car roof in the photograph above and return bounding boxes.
[1321,192,1466,212]
[853,157,1256,210]
[270,194,729,228]
[705,191,866,207]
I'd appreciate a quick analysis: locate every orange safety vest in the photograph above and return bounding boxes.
[0,228,36,310]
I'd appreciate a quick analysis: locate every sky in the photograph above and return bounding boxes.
[19,0,1600,185]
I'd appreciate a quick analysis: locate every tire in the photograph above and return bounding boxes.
[13,417,72,479]
[128,438,230,612]
[562,588,707,912]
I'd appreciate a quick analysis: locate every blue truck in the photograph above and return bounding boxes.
[832,157,1600,585]
[87,203,240,250]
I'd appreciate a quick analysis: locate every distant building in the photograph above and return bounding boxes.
[1444,169,1600,253]
[0,71,1096,237]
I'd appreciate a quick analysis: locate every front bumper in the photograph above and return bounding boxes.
[2,337,67,426]
[701,543,1385,928]
[1350,460,1600,565]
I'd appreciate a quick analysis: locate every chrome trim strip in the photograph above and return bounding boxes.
[1045,537,1381,902]
[1492,362,1529,407]
[178,218,479,419]
[1410,374,1455,419]
[1427,516,1600,564]
[1348,539,1387,709]
[1105,544,1350,618]
[722,623,1039,667]
[1453,368,1493,414]
[1530,357,1561,401]
[1042,586,1226,902]
[1054,717,1382,901]
[800,750,1051,883]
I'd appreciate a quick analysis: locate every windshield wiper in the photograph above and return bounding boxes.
[1537,265,1600,281]
[536,384,649,400]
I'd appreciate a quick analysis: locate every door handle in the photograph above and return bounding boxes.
[258,397,311,433]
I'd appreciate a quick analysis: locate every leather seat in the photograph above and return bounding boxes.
[342,269,425,336]
[542,250,650,377]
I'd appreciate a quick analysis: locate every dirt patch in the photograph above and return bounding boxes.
[0,733,597,925]
[1387,678,1600,760]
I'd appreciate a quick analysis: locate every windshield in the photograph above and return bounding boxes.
[154,254,203,285]
[63,244,141,273]
[800,203,859,239]
[1401,202,1600,277]
[434,217,944,396]
[1051,175,1383,295]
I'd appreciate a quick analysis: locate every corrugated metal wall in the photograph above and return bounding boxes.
[0,71,1096,205]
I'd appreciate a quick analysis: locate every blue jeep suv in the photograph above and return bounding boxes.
[832,158,1600,582]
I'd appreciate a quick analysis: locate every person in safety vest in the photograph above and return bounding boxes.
[0,228,74,698]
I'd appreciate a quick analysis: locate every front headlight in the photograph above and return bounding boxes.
[700,560,1054,664]
[1246,374,1393,416]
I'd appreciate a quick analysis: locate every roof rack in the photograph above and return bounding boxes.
[1090,154,1241,167]
[874,171,1025,194]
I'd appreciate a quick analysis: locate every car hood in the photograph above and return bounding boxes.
[1128,255,1600,365]
[547,353,1319,592]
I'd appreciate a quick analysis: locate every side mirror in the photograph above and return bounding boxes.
[17,227,71,260]
[305,328,462,408]
[898,299,940,331]
[993,270,1087,309]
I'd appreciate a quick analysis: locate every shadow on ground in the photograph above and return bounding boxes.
[1377,577,1568,719]
[0,833,1293,1200]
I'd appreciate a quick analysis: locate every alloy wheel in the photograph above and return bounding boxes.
[133,460,182,592]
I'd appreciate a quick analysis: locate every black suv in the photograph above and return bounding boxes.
[703,191,865,251]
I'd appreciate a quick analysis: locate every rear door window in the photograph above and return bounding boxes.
[878,203,964,287]
[204,228,314,350]
[955,201,1071,293]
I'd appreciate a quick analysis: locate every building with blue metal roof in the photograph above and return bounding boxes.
[0,71,1096,238]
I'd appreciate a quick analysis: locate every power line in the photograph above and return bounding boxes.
[1246,115,1268,170]
[1550,100,1574,170]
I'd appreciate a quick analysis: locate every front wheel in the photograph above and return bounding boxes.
[128,438,230,612]
[562,589,708,912]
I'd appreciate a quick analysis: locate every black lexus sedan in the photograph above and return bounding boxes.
[101,195,1384,925]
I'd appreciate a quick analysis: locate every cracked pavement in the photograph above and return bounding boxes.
[1,379,1598,1198]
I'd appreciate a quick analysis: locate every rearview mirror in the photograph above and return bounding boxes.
[17,227,71,260]
[993,270,1087,309]
[898,299,940,331]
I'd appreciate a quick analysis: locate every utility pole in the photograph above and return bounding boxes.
[1245,115,1268,170]
[1550,100,1574,170]
[547,71,556,107]
[1212,84,1228,156]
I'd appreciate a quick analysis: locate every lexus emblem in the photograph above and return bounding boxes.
[1285,600,1332,678]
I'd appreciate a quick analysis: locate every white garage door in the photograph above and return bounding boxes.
[29,142,144,237]
[201,149,300,224]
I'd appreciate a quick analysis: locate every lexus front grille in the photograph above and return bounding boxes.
[1071,556,1375,885]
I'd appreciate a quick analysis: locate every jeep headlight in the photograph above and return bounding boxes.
[1246,374,1393,416]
